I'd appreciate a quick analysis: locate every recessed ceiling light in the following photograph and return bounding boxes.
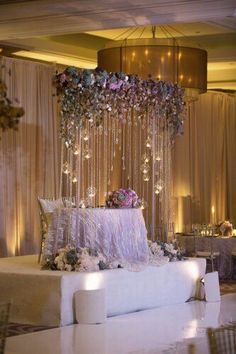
[12,50,96,69]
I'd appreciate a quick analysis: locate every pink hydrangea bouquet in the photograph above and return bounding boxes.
[106,188,141,208]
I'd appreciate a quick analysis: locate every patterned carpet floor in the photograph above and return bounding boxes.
[5,281,236,337]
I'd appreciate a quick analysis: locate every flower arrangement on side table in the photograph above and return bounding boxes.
[106,188,141,208]
[218,221,233,236]
[42,246,121,272]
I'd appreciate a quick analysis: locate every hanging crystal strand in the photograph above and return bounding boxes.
[76,130,81,207]
[110,116,113,179]
[59,141,64,198]
[98,122,101,206]
[151,115,156,241]
[128,110,132,188]
[82,133,86,202]
[103,113,108,200]
[121,118,126,187]
[69,148,73,199]
[92,122,96,207]
[133,109,137,192]
[107,113,111,190]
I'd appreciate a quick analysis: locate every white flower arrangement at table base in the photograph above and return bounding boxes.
[42,245,121,272]
[148,240,185,264]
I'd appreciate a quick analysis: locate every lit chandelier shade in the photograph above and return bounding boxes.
[98,38,207,97]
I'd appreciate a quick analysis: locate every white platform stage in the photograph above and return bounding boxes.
[0,255,206,327]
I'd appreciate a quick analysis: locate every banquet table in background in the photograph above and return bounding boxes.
[44,208,149,268]
[176,234,236,279]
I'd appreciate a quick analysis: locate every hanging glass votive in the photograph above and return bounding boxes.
[140,198,148,210]
[154,153,161,161]
[145,137,152,148]
[73,144,80,155]
[142,153,150,163]
[140,163,150,174]
[72,174,78,183]
[86,186,97,198]
[143,173,150,182]
[154,180,164,194]
[81,129,89,141]
[79,199,86,208]
[83,147,92,159]
[62,162,70,174]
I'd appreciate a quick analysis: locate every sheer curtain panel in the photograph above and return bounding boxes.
[0,57,60,257]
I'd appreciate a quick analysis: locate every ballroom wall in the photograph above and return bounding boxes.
[0,56,236,257]
[173,91,236,232]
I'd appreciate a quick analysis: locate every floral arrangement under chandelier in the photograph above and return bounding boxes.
[106,188,141,208]
[55,66,184,148]
[55,66,185,241]
[0,78,24,134]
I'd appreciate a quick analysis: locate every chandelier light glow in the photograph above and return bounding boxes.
[98,38,207,100]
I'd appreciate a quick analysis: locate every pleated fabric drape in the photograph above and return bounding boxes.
[0,57,60,257]
[0,56,235,257]
[173,91,236,232]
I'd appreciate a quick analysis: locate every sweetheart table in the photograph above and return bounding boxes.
[44,208,149,268]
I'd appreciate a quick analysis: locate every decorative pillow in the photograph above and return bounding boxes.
[38,197,64,214]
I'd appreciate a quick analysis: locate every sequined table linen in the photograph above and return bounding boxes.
[44,208,149,269]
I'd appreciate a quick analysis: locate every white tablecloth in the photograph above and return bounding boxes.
[177,234,236,279]
[44,208,149,268]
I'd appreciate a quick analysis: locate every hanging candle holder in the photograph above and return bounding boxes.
[83,147,92,160]
[73,144,80,155]
[62,162,70,175]
[140,163,150,174]
[86,186,97,198]
[81,129,89,141]
[143,173,150,182]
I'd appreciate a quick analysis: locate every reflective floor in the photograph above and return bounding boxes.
[6,294,236,354]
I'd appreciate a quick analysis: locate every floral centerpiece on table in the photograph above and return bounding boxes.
[148,240,185,262]
[106,188,141,208]
[42,246,121,272]
[219,220,233,236]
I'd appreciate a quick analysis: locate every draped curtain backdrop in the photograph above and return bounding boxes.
[0,57,60,257]
[173,91,236,232]
[0,56,235,257]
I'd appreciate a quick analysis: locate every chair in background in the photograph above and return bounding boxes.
[207,324,236,354]
[231,251,236,280]
[193,234,220,272]
[37,197,64,263]
[154,223,175,242]
[0,302,11,354]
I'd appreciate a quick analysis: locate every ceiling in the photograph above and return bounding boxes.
[0,0,236,90]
